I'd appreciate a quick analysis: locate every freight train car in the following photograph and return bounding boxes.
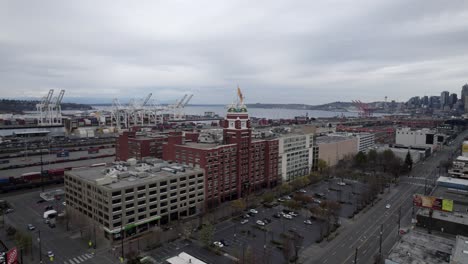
[0,168,69,193]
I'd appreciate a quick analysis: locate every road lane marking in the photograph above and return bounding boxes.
[72,257,81,263]
[77,256,85,261]
[332,251,336,256]
[68,259,76,264]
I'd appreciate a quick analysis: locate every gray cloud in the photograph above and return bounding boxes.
[1,0,468,104]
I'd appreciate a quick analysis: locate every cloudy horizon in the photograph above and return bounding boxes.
[1,0,468,104]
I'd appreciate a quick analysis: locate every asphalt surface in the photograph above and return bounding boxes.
[300,131,467,264]
[203,179,370,264]
[2,189,117,264]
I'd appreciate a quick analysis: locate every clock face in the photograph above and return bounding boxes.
[230,121,234,127]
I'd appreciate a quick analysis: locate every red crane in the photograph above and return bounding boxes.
[352,100,373,118]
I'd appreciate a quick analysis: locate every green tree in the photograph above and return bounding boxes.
[317,159,328,174]
[381,149,396,172]
[368,149,378,168]
[388,157,403,179]
[354,151,368,169]
[262,192,275,204]
[231,198,246,214]
[404,151,413,171]
[284,200,302,211]
[279,184,292,195]
[199,223,215,248]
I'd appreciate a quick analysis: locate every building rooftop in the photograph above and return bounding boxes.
[316,135,354,144]
[437,176,468,188]
[386,230,454,264]
[66,159,203,190]
[455,156,468,162]
[182,142,226,149]
[451,235,468,264]
[432,185,468,213]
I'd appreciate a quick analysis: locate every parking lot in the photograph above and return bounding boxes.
[1,188,115,264]
[208,178,372,264]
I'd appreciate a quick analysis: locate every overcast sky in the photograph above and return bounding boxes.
[1,0,468,104]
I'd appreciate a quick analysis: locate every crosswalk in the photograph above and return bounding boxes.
[63,253,94,264]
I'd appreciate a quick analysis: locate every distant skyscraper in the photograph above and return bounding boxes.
[440,91,450,109]
[421,96,429,106]
[429,96,440,109]
[462,84,468,112]
[449,93,458,108]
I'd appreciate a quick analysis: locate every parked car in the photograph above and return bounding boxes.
[27,224,35,230]
[283,195,292,200]
[283,214,293,220]
[48,223,56,228]
[273,213,281,218]
[47,251,54,258]
[220,239,229,247]
[249,209,258,214]
[36,200,46,204]
[263,218,272,224]
[304,220,313,225]
[243,214,250,219]
[240,219,249,225]
[386,204,391,209]
[315,193,326,198]
[5,209,13,214]
[277,198,285,202]
[313,199,322,204]
[213,241,224,248]
[297,189,307,193]
[337,182,346,186]
[289,212,299,217]
[256,220,266,226]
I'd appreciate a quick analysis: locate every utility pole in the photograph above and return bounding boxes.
[354,247,358,264]
[121,210,125,262]
[424,177,427,195]
[93,223,97,249]
[40,149,45,192]
[38,229,42,264]
[398,206,401,235]
[379,224,383,256]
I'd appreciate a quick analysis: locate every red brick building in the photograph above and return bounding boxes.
[116,131,166,161]
[163,100,280,207]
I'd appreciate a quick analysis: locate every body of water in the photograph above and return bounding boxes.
[90,105,389,119]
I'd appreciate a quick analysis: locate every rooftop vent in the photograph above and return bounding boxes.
[161,167,177,174]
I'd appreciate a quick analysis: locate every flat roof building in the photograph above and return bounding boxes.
[316,135,358,167]
[278,133,314,182]
[64,159,205,241]
[451,235,468,264]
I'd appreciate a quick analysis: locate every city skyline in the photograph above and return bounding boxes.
[1,1,468,104]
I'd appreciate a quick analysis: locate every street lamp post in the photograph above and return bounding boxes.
[354,247,358,264]
[379,224,383,256]
[398,206,401,235]
[38,229,42,264]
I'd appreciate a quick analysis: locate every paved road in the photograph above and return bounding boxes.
[300,131,467,264]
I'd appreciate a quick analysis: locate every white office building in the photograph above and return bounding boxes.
[278,133,314,182]
[395,127,443,151]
